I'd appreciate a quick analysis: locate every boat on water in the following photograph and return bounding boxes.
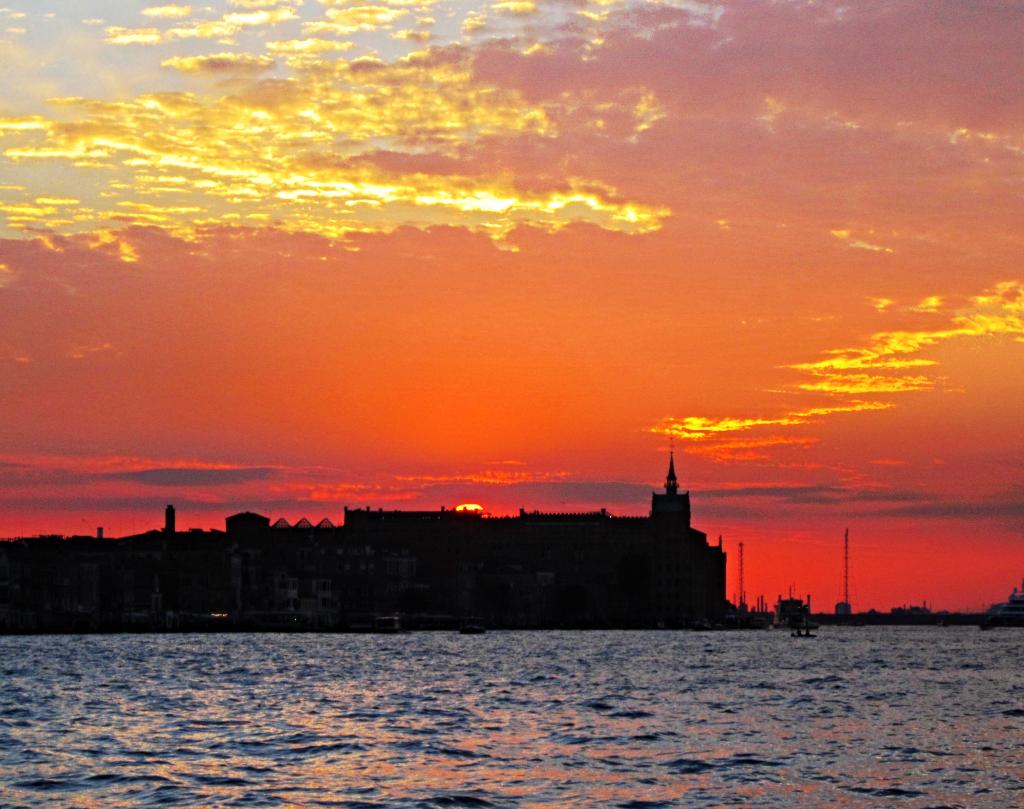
[373,614,404,633]
[981,580,1024,629]
[774,592,819,633]
[458,617,486,635]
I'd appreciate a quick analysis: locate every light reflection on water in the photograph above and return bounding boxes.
[1,628,1022,807]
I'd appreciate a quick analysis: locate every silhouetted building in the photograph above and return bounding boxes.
[891,603,931,616]
[0,457,726,632]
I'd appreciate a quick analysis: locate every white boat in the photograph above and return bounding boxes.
[981,580,1024,629]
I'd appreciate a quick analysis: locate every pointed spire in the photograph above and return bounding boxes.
[665,450,678,495]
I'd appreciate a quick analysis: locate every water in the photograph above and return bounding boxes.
[1,628,1022,807]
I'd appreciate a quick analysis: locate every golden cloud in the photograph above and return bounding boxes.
[651,280,1024,458]
[265,38,354,54]
[305,6,409,35]
[652,401,894,441]
[911,295,944,313]
[107,5,298,46]
[0,117,48,132]
[231,0,298,7]
[162,52,276,75]
[461,12,487,35]
[492,1,537,15]
[223,8,298,26]
[392,29,431,43]
[141,5,193,18]
[0,41,669,240]
[105,26,164,45]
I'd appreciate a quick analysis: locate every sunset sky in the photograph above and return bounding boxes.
[1,1,1022,610]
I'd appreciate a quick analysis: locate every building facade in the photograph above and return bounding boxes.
[0,458,725,631]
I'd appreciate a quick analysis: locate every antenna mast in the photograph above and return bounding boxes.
[738,541,745,610]
[843,528,850,608]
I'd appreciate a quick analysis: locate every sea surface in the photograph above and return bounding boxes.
[1,628,1022,807]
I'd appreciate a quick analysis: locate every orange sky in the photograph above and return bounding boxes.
[1,1,1022,611]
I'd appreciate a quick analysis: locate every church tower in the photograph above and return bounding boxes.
[665,452,678,495]
[651,451,691,524]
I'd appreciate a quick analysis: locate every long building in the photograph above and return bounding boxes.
[0,457,725,631]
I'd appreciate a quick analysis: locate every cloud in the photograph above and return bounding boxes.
[879,496,1024,521]
[392,29,431,43]
[141,5,193,18]
[831,228,894,253]
[231,0,298,7]
[106,5,298,46]
[304,5,410,35]
[492,1,537,16]
[0,448,658,524]
[698,483,931,507]
[0,453,281,489]
[223,8,298,27]
[108,466,279,486]
[652,280,1024,458]
[162,52,276,75]
[461,12,487,35]
[104,26,163,45]
[791,281,1024,385]
[688,435,820,463]
[652,401,891,441]
[1,40,667,240]
[265,38,355,55]
[68,341,114,360]
[395,469,571,486]
[911,295,944,313]
[13,0,1020,250]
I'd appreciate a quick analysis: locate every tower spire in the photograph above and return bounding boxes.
[665,449,678,495]
[651,440,690,523]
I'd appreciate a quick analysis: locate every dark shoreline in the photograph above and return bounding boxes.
[1,615,995,636]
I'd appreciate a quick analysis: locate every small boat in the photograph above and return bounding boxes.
[458,617,486,635]
[791,625,817,638]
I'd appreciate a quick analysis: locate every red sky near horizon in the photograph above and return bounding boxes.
[1,1,1022,611]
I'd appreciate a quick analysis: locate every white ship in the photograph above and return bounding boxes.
[981,580,1024,629]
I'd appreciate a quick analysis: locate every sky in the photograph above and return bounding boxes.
[0,0,1022,611]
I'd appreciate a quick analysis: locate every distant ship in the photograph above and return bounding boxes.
[774,592,819,631]
[981,580,1024,629]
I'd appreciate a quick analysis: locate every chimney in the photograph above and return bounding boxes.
[165,504,176,535]
[97,527,104,540]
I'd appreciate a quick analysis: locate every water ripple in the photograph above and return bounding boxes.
[1,627,1022,807]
